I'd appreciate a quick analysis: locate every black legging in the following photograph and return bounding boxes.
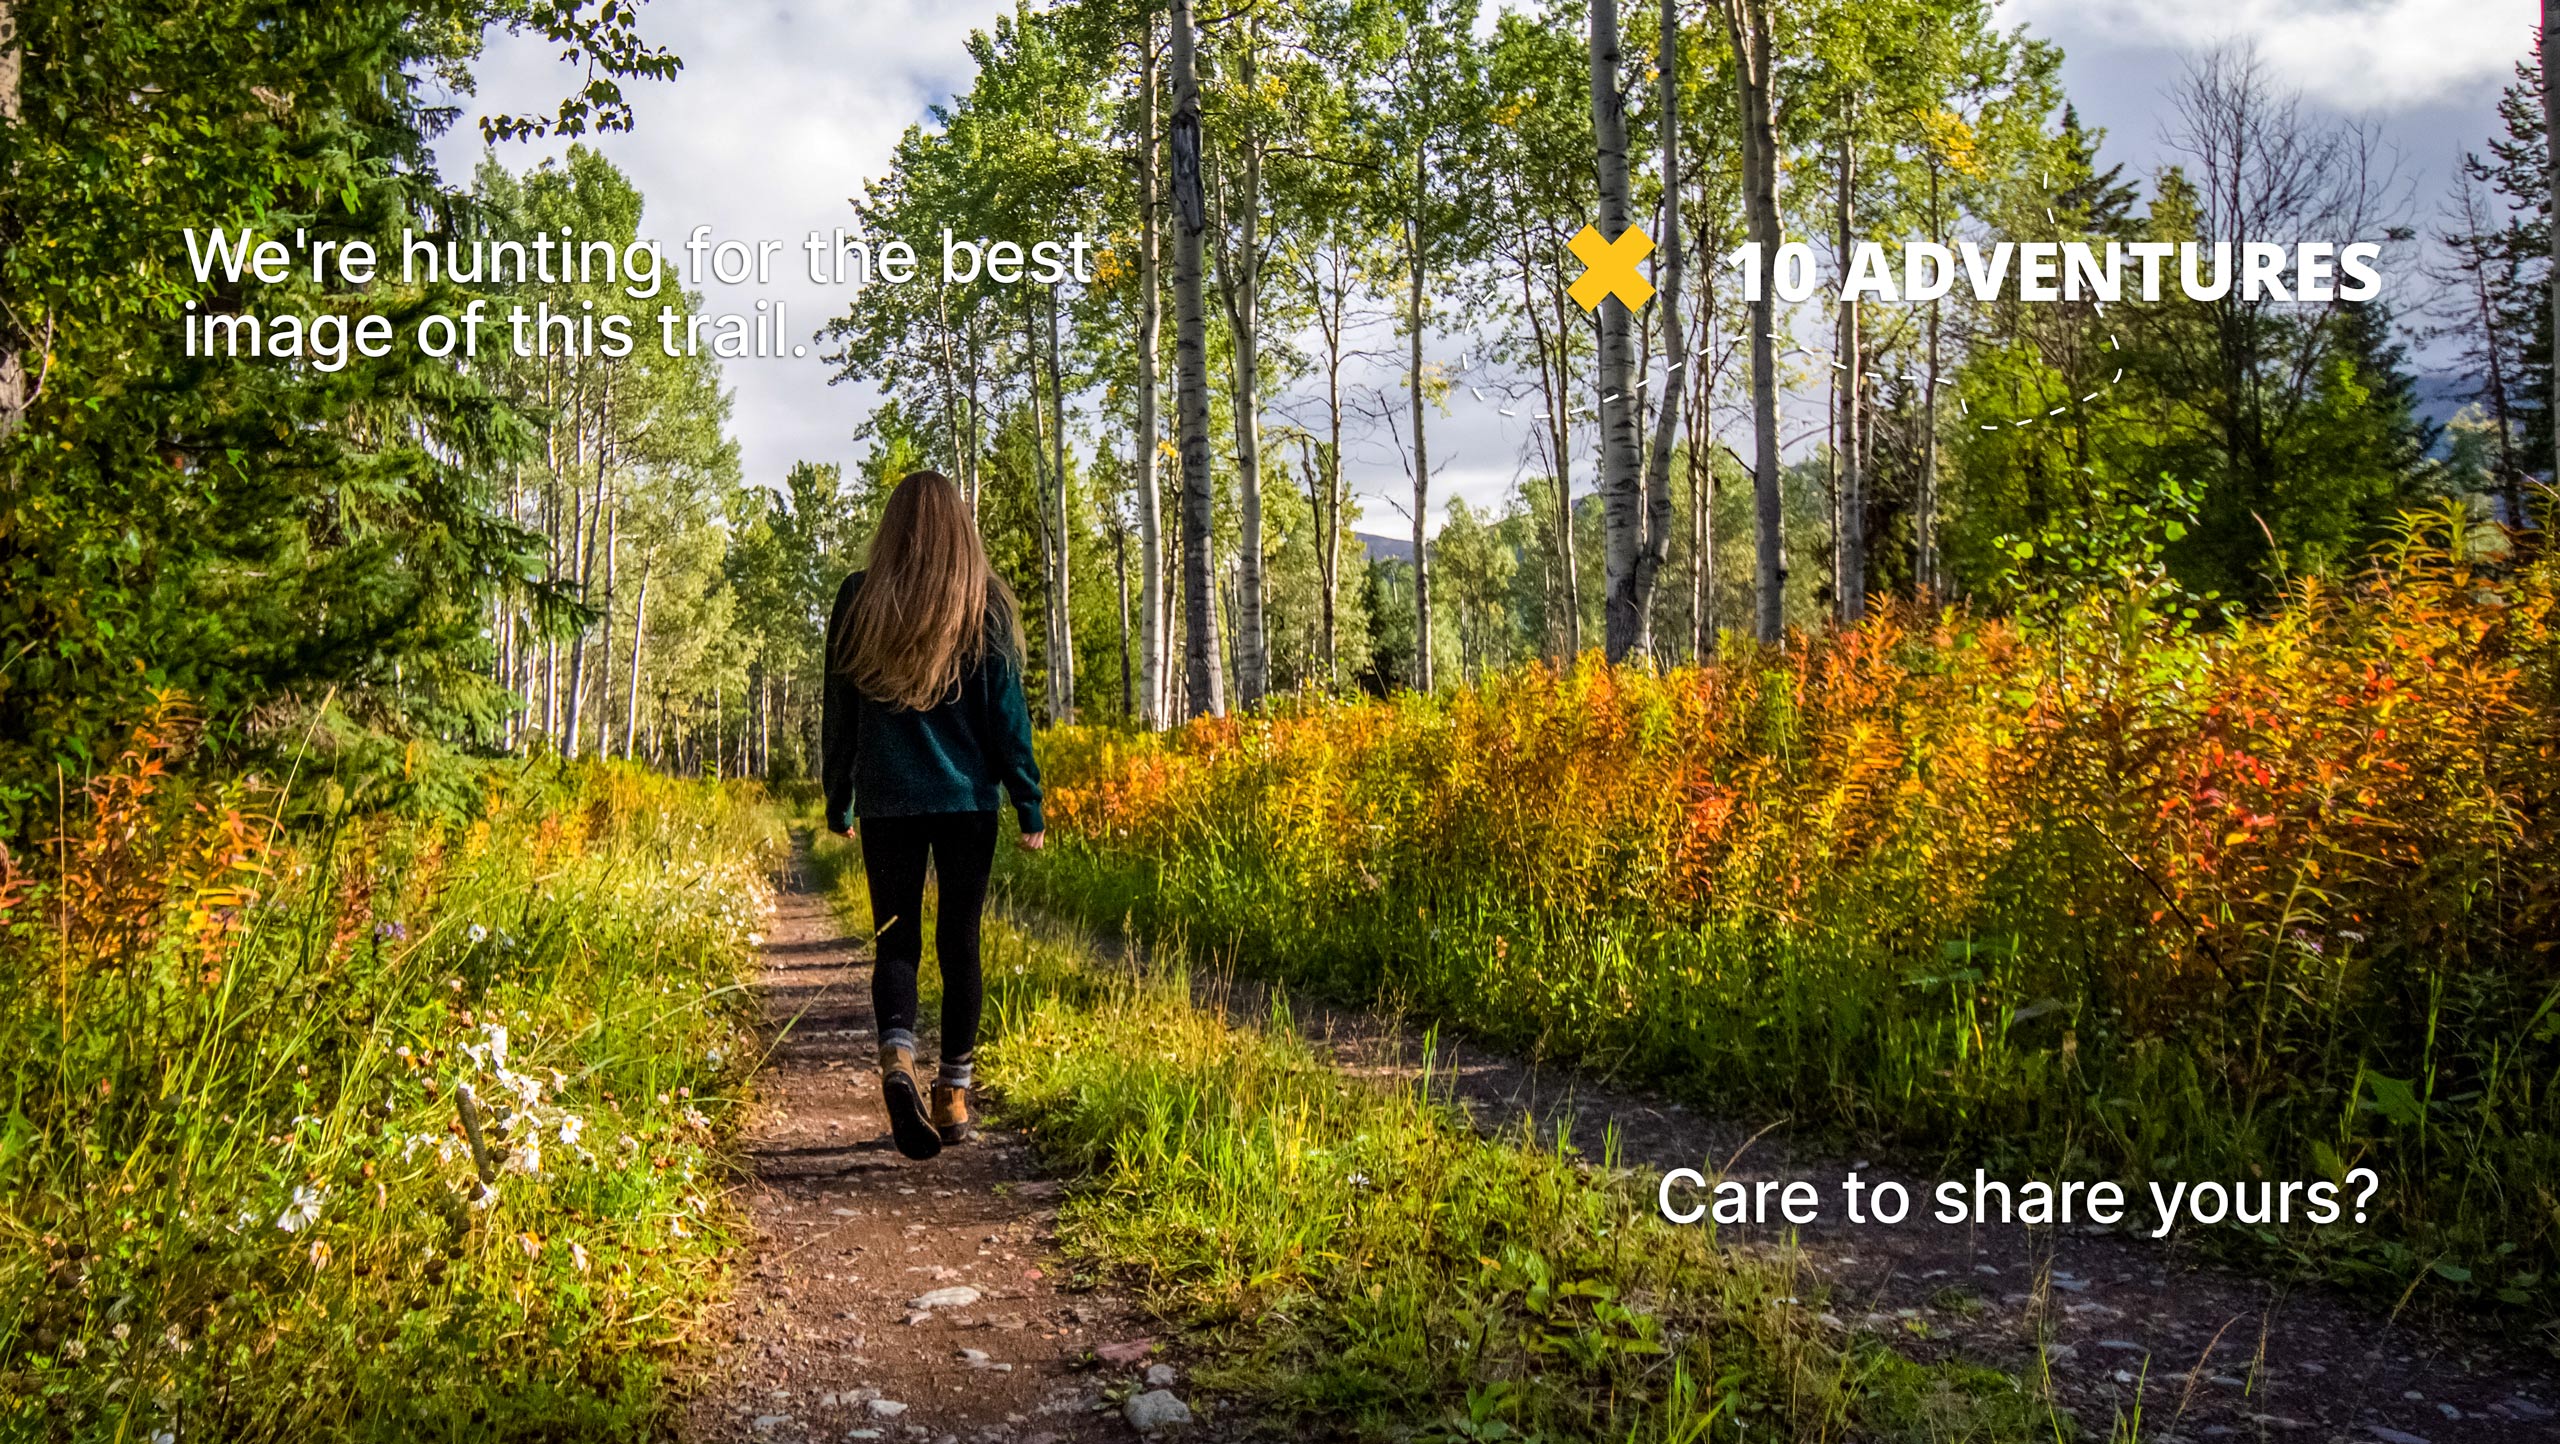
[858,811,997,1068]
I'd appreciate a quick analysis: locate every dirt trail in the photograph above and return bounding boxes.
[1193,970,2560,1444]
[679,848,2560,1444]
[682,842,1177,1444]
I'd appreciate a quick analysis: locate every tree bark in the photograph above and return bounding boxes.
[1592,0,1646,660]
[1689,195,1716,661]
[1636,0,1686,660]
[1834,114,1864,624]
[1407,161,1435,693]
[623,561,651,759]
[1720,0,1786,644]
[1045,286,1076,721]
[1135,23,1168,727]
[1224,30,1269,707]
[937,281,965,498]
[1310,253,1351,682]
[1113,517,1133,716]
[1520,231,1582,659]
[1170,0,1226,717]
[563,383,610,755]
[962,313,984,512]
[594,478,618,759]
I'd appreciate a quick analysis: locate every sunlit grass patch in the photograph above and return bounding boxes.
[973,908,2054,1443]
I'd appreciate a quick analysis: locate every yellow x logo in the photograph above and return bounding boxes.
[1568,223,1655,312]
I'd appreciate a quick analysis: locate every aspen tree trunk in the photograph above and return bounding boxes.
[1688,373,1713,659]
[1720,0,1786,644]
[1592,0,1645,661]
[1225,32,1269,708]
[1636,0,1687,659]
[1113,521,1133,716]
[623,563,651,759]
[963,317,985,512]
[1163,497,1184,715]
[1833,115,1865,624]
[1298,438,1338,681]
[1320,290,1346,680]
[1045,287,1076,720]
[1690,215,1717,660]
[1525,238,1582,658]
[1136,22,1168,726]
[1022,299,1057,710]
[563,390,606,754]
[1321,434,1342,681]
[936,282,967,501]
[1407,194,1434,693]
[1170,0,1226,716]
[595,482,619,760]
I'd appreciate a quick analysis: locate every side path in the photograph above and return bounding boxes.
[1166,958,2559,1444]
[682,838,1162,1444]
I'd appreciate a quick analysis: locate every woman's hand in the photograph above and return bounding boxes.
[827,824,853,840]
[1017,830,1045,851]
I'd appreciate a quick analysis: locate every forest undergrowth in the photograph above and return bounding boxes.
[1020,510,2560,1322]
[0,702,776,1441]
[803,825,2055,1442]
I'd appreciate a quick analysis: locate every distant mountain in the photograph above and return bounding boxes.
[2414,372,2474,435]
[1351,531,1416,566]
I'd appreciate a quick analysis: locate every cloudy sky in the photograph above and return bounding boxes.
[432,0,2541,534]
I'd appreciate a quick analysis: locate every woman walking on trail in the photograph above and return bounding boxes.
[823,469,1045,1162]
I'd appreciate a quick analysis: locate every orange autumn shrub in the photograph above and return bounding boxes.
[1033,510,2560,1303]
[0,715,781,1437]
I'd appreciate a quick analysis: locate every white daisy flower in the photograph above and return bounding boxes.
[276,1185,325,1232]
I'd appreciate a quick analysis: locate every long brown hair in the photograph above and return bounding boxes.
[830,470,1023,710]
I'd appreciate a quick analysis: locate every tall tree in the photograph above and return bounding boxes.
[1134,13,1169,724]
[1590,0,1646,659]
[1169,0,1225,716]
[2434,172,2530,524]
[1830,100,1865,622]
[1364,0,1483,691]
[0,0,680,808]
[1717,0,1788,643]
[1213,10,1272,707]
[1486,10,1596,660]
[2460,45,2553,506]
[2155,45,2415,596]
[1638,0,1688,656]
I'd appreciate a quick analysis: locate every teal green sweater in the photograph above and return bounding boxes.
[821,572,1044,835]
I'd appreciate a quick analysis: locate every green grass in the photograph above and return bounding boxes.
[805,836,2062,1442]
[1005,831,2560,1317]
[0,755,775,1440]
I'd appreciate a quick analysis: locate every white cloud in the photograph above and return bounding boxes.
[433,1,1011,491]
[2010,0,2537,110]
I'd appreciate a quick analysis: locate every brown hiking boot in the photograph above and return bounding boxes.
[931,1082,976,1146]
[881,1044,941,1160]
